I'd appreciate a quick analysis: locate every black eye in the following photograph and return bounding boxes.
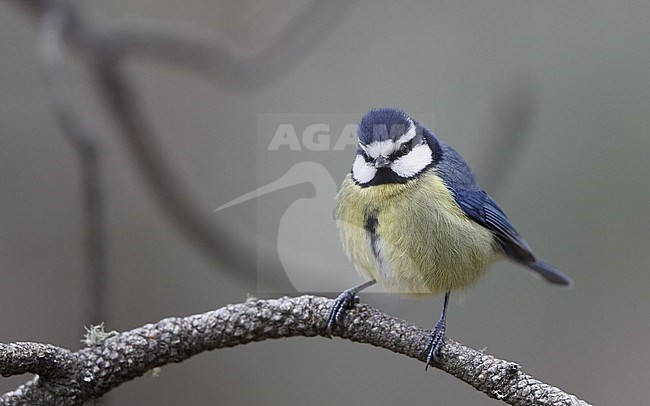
[360,150,372,162]
[399,143,410,155]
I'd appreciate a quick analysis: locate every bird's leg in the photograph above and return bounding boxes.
[423,291,450,370]
[326,279,376,337]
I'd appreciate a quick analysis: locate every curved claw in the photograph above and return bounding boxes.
[423,318,446,370]
[325,289,358,338]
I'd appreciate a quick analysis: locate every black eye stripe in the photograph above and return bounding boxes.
[359,138,421,163]
[389,142,412,160]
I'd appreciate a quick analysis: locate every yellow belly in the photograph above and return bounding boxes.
[335,172,498,296]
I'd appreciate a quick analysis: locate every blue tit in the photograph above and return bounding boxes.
[326,108,572,368]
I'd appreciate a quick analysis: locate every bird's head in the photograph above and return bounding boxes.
[353,108,435,186]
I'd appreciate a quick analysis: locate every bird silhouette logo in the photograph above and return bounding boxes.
[216,161,366,292]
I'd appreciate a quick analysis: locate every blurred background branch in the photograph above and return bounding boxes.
[11,0,357,325]
[37,1,107,325]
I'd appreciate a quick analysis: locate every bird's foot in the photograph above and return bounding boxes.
[325,288,360,338]
[423,318,446,370]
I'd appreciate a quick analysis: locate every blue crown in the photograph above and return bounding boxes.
[358,108,412,144]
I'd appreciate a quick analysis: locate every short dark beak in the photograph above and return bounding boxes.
[374,156,391,168]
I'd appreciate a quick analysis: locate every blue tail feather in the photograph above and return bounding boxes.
[526,260,573,287]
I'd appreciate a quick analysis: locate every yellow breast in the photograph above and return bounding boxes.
[335,172,498,296]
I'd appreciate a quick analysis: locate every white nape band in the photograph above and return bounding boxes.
[352,154,377,184]
[390,143,433,178]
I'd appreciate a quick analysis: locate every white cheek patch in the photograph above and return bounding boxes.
[391,143,433,178]
[352,154,377,184]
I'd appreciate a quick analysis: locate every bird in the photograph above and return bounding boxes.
[327,107,572,369]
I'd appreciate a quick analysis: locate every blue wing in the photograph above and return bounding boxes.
[429,137,572,286]
[454,189,534,263]
[426,134,534,262]
[454,189,572,286]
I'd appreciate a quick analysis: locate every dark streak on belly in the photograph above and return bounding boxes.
[365,211,382,264]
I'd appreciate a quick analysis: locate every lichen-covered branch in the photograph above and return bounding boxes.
[0,343,75,380]
[0,296,591,405]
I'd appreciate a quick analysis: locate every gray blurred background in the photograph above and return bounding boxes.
[2,0,649,404]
